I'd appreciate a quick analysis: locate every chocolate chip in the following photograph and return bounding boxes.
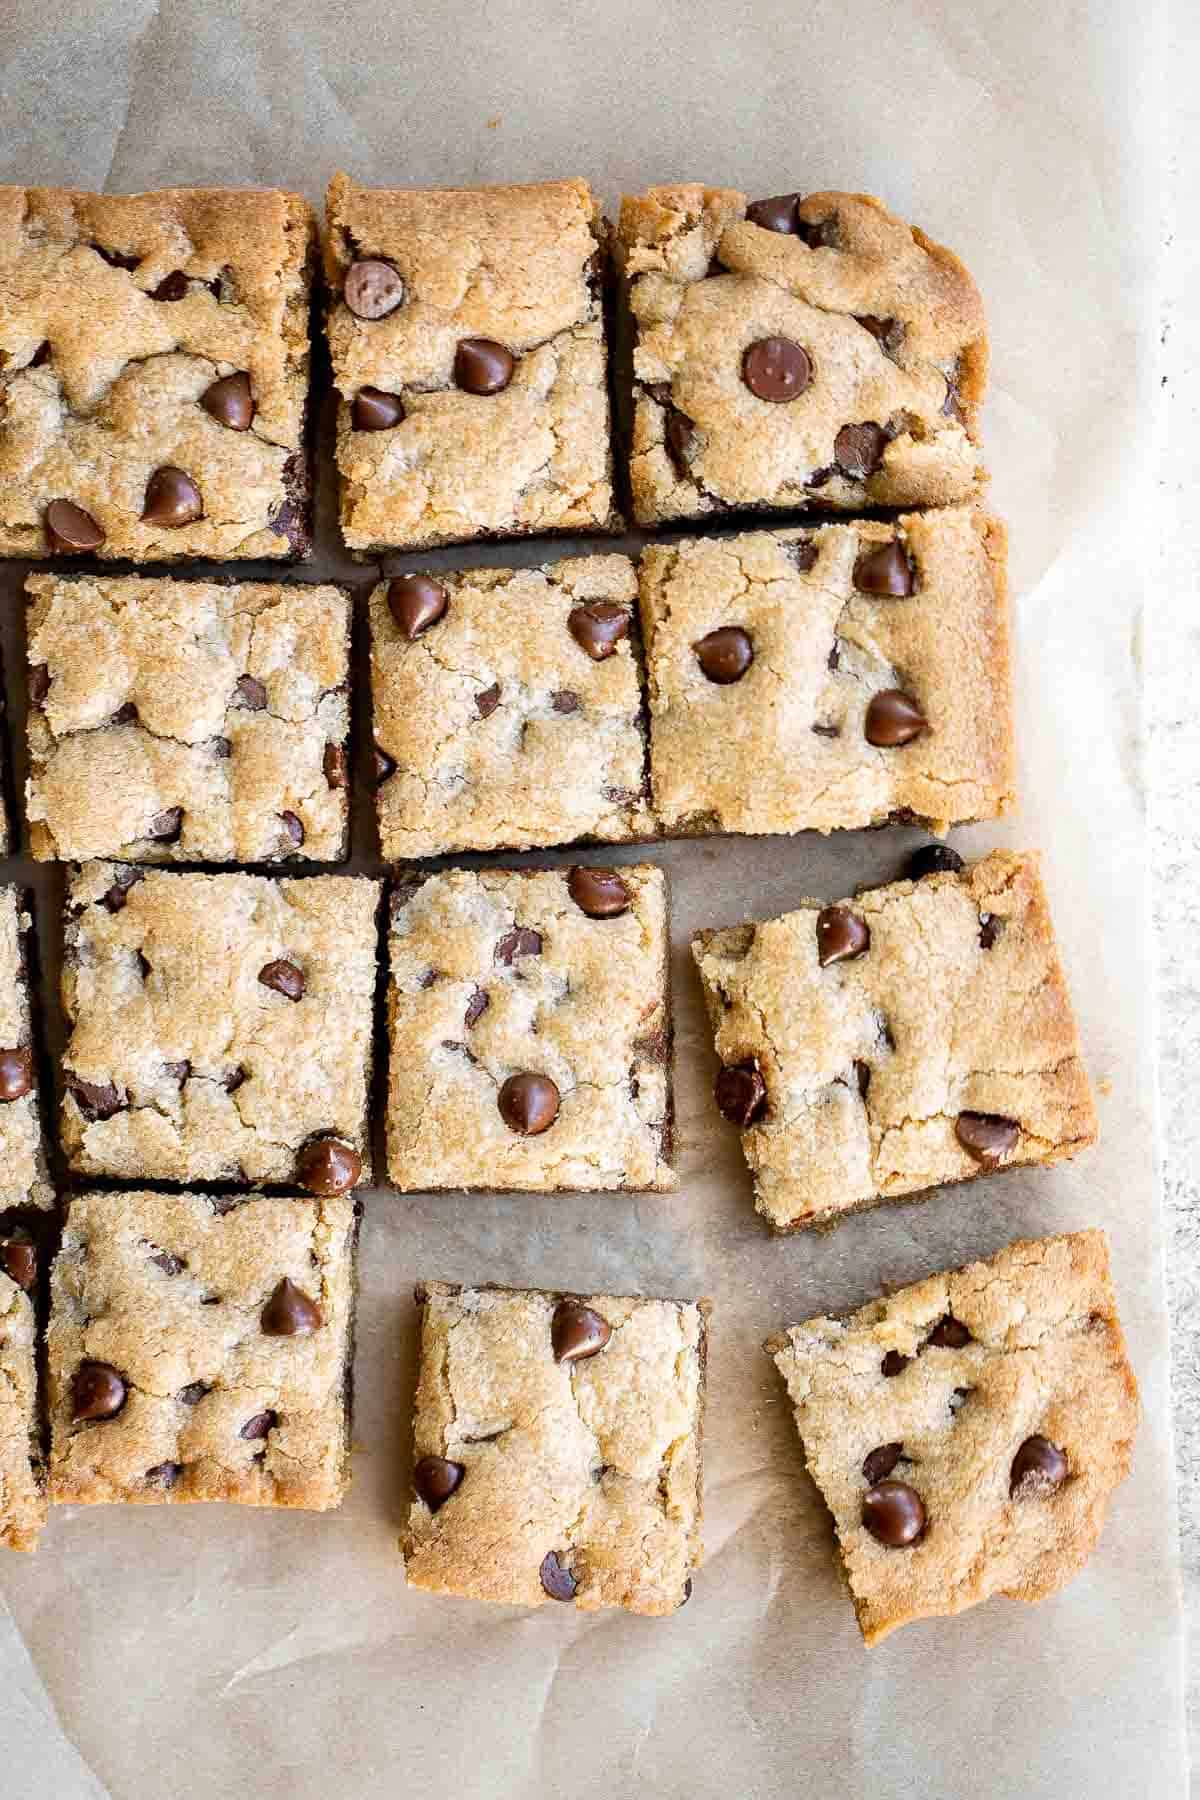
[645,382,673,407]
[863,1480,926,1546]
[1010,1435,1068,1497]
[745,192,801,234]
[926,1315,971,1349]
[454,337,515,394]
[388,573,447,639]
[374,746,397,783]
[221,1066,247,1093]
[857,315,904,356]
[45,498,105,551]
[296,1137,362,1196]
[789,538,818,572]
[835,422,889,479]
[240,1410,278,1440]
[695,626,753,684]
[906,844,964,881]
[865,690,926,747]
[66,1075,124,1121]
[807,465,837,489]
[323,743,348,790]
[0,1047,33,1102]
[797,215,839,249]
[816,906,870,967]
[150,1250,186,1275]
[880,1351,909,1378]
[979,913,1000,950]
[261,1276,323,1336]
[551,1301,612,1364]
[551,690,580,714]
[475,682,501,719]
[495,928,542,965]
[465,988,489,1028]
[0,1237,36,1290]
[164,1060,190,1085]
[258,959,305,1002]
[152,270,190,302]
[854,1060,872,1100]
[498,1072,560,1136]
[680,1576,694,1607]
[414,1454,465,1511]
[955,1112,1019,1165]
[28,664,50,705]
[200,371,254,431]
[30,340,51,367]
[714,1062,767,1127]
[96,870,142,917]
[664,408,695,472]
[279,810,304,847]
[142,467,203,528]
[862,1442,904,1484]
[177,1382,209,1405]
[568,867,630,919]
[853,540,914,597]
[73,1361,126,1421]
[352,386,405,430]
[237,675,267,710]
[93,245,140,271]
[344,258,405,320]
[146,806,183,842]
[145,1461,182,1488]
[110,702,138,725]
[742,337,812,402]
[539,1550,577,1601]
[568,602,628,661]
[812,723,840,739]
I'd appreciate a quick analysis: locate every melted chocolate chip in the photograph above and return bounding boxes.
[551,1301,612,1364]
[815,906,870,967]
[0,1237,36,1290]
[742,336,812,402]
[926,1315,972,1349]
[177,1382,209,1406]
[1010,1435,1068,1497]
[853,540,915,597]
[73,1361,126,1421]
[145,806,183,842]
[296,1138,362,1196]
[906,844,964,881]
[258,959,305,1002]
[498,1072,559,1136]
[955,1112,1019,1165]
[414,1455,465,1511]
[495,928,542,965]
[863,1480,926,1546]
[857,315,904,356]
[0,1047,33,1102]
[352,386,405,430]
[880,1350,910,1378]
[979,913,1000,949]
[45,499,105,551]
[152,270,190,302]
[261,1276,323,1336]
[66,1075,124,1122]
[835,421,889,479]
[567,867,630,918]
[200,371,254,431]
[142,467,203,528]
[862,1442,904,1484]
[28,664,50,705]
[454,338,515,394]
[745,192,801,233]
[568,602,628,661]
[539,1550,577,1601]
[388,574,447,639]
[695,626,753,684]
[374,746,397,783]
[714,1062,767,1127]
[865,690,926,747]
[240,1410,278,1440]
[344,259,405,319]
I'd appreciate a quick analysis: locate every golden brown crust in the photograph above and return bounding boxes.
[0,887,52,1211]
[0,1271,46,1549]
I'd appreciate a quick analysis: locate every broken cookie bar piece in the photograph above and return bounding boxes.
[403,1280,707,1613]
[0,888,53,1213]
[370,555,652,858]
[47,1188,357,1509]
[693,850,1096,1231]
[59,864,380,1188]
[324,173,619,552]
[639,507,1014,836]
[0,1264,47,1550]
[0,184,316,560]
[386,865,673,1192]
[767,1229,1138,1644]
[26,574,350,863]
[616,183,986,528]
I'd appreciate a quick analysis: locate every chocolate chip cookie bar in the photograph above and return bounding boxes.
[60,864,380,1191]
[617,184,987,528]
[403,1280,707,1613]
[47,1188,358,1509]
[0,185,315,560]
[26,574,351,863]
[387,865,673,1192]
[324,174,618,552]
[0,1265,46,1550]
[767,1230,1138,1644]
[0,888,52,1213]
[370,556,652,859]
[639,507,1014,836]
[693,849,1096,1232]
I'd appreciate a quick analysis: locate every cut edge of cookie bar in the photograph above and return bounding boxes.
[402,1279,709,1614]
[692,849,1098,1233]
[0,1267,48,1550]
[0,886,53,1213]
[46,1188,361,1511]
[765,1229,1139,1644]
[384,864,676,1193]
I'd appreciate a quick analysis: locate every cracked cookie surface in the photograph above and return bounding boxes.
[639,507,1014,836]
[370,556,652,858]
[0,1269,46,1549]
[767,1230,1138,1644]
[325,174,618,551]
[26,574,350,863]
[403,1281,706,1613]
[0,185,315,560]
[386,866,673,1192]
[60,864,380,1185]
[0,887,52,1211]
[618,184,987,527]
[693,851,1096,1230]
[47,1188,357,1509]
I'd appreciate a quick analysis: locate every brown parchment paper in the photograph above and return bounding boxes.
[0,1,1186,1794]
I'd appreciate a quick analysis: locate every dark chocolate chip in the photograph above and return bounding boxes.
[745,192,801,234]
[695,626,753,684]
[258,959,305,1002]
[645,382,673,407]
[857,315,904,355]
[0,1237,36,1291]
[567,867,630,919]
[414,1454,465,1511]
[495,928,542,965]
[145,1461,182,1488]
[45,498,105,551]
[177,1382,209,1406]
[323,743,348,790]
[352,386,405,431]
[979,913,1000,949]
[539,1550,577,1601]
[926,1315,972,1349]
[880,1350,909,1378]
[835,421,889,479]
[454,337,515,394]
[742,336,812,402]
[475,682,501,719]
[28,664,50,705]
[854,1060,872,1100]
[142,466,203,528]
[551,1301,612,1364]
[222,1066,247,1093]
[66,1075,125,1121]
[955,1112,1019,1166]
[568,602,628,661]
[236,675,267,710]
[110,702,139,725]
[816,906,870,967]
[464,988,489,1028]
[73,1361,126,1421]
[344,258,405,319]
[812,722,841,739]
[551,690,580,714]
[30,340,51,367]
[714,1062,767,1127]
[261,1276,323,1336]
[145,806,183,842]
[388,573,447,639]
[0,1046,33,1102]
[279,809,304,847]
[664,408,695,472]
[152,270,190,302]
[240,1410,278,1440]
[863,1480,926,1546]
[790,538,818,572]
[93,245,140,271]
[862,1442,904,1484]
[797,215,839,249]
[807,465,837,489]
[1010,1435,1068,1497]
[150,1250,186,1275]
[906,843,964,881]
[296,1137,362,1196]
[374,746,397,783]
[853,540,915,597]
[200,371,254,430]
[498,1072,560,1136]
[865,690,926,747]
[163,1060,190,1085]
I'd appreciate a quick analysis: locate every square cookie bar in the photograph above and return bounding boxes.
[370,556,652,858]
[26,574,351,863]
[47,1188,358,1510]
[0,185,315,560]
[617,184,986,528]
[693,850,1096,1232]
[0,1268,46,1550]
[639,507,1014,836]
[767,1230,1138,1644]
[0,888,52,1213]
[60,865,380,1191]
[387,865,673,1192]
[403,1281,707,1613]
[325,174,618,552]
